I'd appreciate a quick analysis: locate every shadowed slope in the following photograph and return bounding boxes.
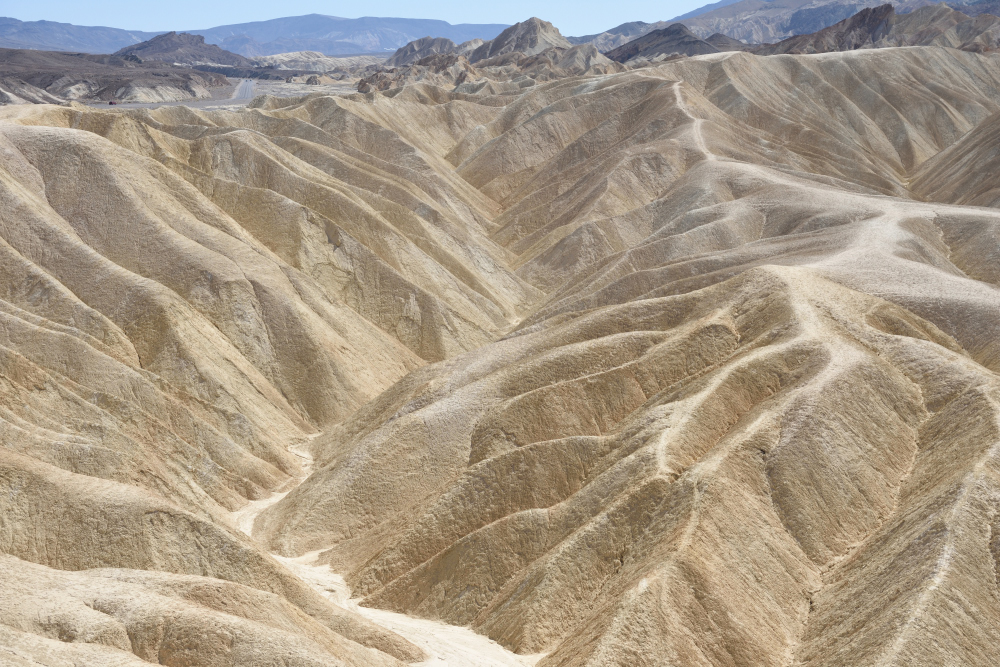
[605,23,721,62]
[912,108,1000,206]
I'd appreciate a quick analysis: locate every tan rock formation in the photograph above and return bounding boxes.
[387,37,460,67]
[469,18,574,62]
[2,41,1000,667]
[358,44,622,94]
[258,47,1000,665]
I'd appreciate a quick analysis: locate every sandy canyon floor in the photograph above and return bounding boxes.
[3,45,1000,666]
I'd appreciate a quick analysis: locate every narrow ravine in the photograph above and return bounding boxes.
[232,438,544,666]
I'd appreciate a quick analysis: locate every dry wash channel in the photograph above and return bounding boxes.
[3,45,1000,666]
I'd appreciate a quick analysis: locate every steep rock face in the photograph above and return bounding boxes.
[358,43,622,94]
[456,38,485,55]
[756,3,895,54]
[506,44,620,79]
[373,21,588,91]
[758,4,1000,54]
[469,18,573,62]
[959,0,1000,16]
[384,37,486,68]
[881,3,1000,50]
[678,0,889,43]
[673,0,999,44]
[0,76,65,104]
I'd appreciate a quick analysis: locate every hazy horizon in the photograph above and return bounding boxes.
[0,0,709,37]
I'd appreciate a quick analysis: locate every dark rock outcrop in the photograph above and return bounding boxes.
[0,46,229,103]
[115,31,253,67]
[605,23,721,62]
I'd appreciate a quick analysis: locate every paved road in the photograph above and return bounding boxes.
[232,79,257,100]
[84,77,354,111]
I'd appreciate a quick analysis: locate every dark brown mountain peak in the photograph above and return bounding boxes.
[115,31,252,67]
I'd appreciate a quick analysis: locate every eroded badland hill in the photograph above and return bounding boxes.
[2,22,1000,667]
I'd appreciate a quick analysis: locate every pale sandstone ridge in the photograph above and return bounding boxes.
[0,75,540,664]
[911,107,1000,205]
[1,36,1000,667]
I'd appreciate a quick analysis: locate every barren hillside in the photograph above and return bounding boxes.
[0,47,231,103]
[2,40,1000,666]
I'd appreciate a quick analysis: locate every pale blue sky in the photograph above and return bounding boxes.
[2,1,708,37]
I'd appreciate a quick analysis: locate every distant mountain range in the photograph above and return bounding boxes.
[572,0,1000,49]
[591,2,1000,62]
[4,0,1000,60]
[668,0,995,43]
[0,17,157,52]
[188,15,510,56]
[0,15,509,56]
